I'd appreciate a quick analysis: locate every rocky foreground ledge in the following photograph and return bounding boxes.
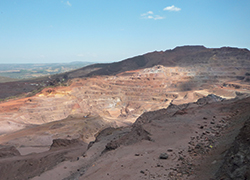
[215,117,250,180]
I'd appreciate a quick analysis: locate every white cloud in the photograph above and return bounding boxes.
[141,11,154,16]
[164,5,181,12]
[141,11,164,20]
[66,1,72,6]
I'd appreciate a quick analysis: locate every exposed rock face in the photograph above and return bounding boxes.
[196,94,225,105]
[215,118,250,180]
[105,125,151,151]
[132,94,225,127]
[0,145,20,158]
[50,138,83,150]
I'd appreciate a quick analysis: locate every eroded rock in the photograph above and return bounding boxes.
[0,145,20,158]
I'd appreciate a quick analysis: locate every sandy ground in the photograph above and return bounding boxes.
[17,147,50,156]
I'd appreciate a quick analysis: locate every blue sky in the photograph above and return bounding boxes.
[0,0,250,63]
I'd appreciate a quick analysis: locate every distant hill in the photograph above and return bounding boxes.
[0,61,94,79]
[64,45,250,79]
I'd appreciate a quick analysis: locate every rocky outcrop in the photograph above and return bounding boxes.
[215,117,250,180]
[50,138,84,150]
[105,125,151,151]
[104,94,226,152]
[196,94,225,105]
[0,145,20,158]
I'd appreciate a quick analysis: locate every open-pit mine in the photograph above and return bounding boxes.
[0,46,250,180]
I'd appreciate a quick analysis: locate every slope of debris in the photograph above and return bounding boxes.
[214,117,250,180]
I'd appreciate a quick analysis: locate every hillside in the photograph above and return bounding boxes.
[66,45,250,78]
[0,45,250,179]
